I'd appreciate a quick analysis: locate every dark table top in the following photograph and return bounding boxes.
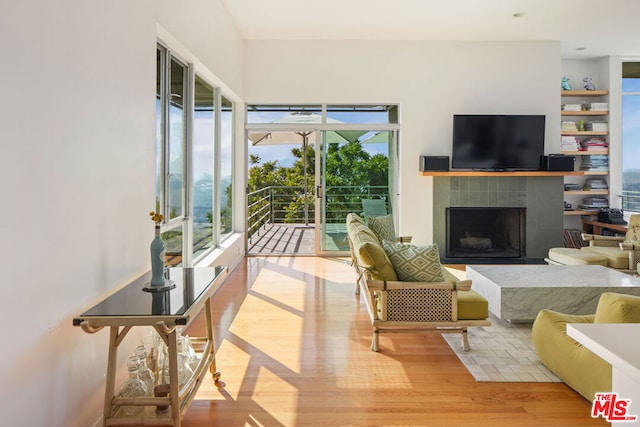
[73,266,227,328]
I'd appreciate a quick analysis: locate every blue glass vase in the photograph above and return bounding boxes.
[150,226,166,286]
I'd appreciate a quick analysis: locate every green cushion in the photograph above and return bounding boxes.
[346,216,397,281]
[548,247,607,266]
[532,309,609,402]
[368,214,396,243]
[581,246,630,269]
[382,241,444,282]
[594,292,640,323]
[457,290,489,320]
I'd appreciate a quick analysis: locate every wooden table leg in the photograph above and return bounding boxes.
[204,298,221,381]
[103,326,119,426]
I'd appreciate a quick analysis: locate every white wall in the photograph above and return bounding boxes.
[0,1,244,426]
[245,40,561,243]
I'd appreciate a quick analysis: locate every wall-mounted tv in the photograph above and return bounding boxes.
[451,114,546,171]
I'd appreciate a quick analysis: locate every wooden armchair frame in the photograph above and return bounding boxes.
[348,237,490,352]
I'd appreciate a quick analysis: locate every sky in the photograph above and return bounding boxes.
[247,110,391,168]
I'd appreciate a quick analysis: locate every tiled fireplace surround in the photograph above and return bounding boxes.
[432,176,564,260]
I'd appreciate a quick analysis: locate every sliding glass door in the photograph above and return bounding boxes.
[316,130,397,254]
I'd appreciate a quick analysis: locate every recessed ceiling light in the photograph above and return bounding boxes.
[512,12,527,18]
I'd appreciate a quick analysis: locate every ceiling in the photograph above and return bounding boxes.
[221,0,640,59]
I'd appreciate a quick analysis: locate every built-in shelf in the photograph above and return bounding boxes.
[564,190,609,195]
[560,130,608,136]
[564,210,598,216]
[561,89,609,223]
[562,90,609,96]
[421,171,586,177]
[561,110,609,116]
[561,150,609,155]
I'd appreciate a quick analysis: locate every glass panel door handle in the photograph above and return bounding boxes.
[316,185,322,198]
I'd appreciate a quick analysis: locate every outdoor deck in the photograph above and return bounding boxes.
[247,223,350,255]
[248,223,315,255]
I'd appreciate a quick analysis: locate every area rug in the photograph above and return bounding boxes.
[442,316,562,383]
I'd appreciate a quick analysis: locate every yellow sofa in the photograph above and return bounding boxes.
[345,212,490,352]
[532,292,640,402]
[546,214,640,274]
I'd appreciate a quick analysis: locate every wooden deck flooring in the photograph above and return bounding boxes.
[248,224,315,255]
[182,256,606,427]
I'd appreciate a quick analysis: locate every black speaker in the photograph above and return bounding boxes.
[543,154,575,171]
[420,155,449,172]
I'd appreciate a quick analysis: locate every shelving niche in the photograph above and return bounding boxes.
[561,89,610,217]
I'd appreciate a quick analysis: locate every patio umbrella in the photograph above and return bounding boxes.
[248,112,368,225]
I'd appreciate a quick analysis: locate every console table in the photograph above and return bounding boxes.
[73,266,228,427]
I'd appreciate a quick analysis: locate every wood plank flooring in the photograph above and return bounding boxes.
[248,224,315,255]
[182,257,606,426]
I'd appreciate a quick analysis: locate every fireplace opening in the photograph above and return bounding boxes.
[446,207,525,259]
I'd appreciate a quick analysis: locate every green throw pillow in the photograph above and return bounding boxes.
[368,215,396,243]
[382,241,444,282]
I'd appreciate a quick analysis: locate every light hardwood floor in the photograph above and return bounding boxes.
[182,257,606,427]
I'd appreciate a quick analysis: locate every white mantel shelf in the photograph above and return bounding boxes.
[420,171,583,177]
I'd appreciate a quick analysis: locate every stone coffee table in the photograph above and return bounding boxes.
[466,265,640,322]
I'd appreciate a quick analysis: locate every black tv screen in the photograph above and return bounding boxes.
[451,115,546,171]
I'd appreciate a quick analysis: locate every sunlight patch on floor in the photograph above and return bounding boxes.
[229,293,303,374]
[251,367,299,426]
[249,268,308,312]
[207,340,252,401]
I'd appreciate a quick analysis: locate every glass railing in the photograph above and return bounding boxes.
[247,185,389,239]
[622,190,640,213]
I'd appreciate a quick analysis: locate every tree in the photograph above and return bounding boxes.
[248,141,388,224]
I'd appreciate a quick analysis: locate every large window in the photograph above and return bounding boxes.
[156,43,235,266]
[220,96,234,237]
[193,76,215,259]
[622,62,640,212]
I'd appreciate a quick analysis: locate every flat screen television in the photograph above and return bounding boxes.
[451,114,546,171]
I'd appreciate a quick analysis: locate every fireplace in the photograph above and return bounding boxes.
[446,207,525,259]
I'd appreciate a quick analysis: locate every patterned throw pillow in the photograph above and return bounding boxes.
[368,215,396,243]
[624,226,640,246]
[382,241,445,282]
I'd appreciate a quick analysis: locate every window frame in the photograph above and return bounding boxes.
[156,41,235,266]
[621,61,640,213]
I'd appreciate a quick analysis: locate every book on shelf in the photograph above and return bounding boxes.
[587,102,608,111]
[583,178,608,190]
[580,154,608,171]
[563,229,587,249]
[580,137,608,151]
[561,135,580,151]
[562,103,583,111]
[585,121,609,131]
[581,196,608,207]
[561,121,578,131]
